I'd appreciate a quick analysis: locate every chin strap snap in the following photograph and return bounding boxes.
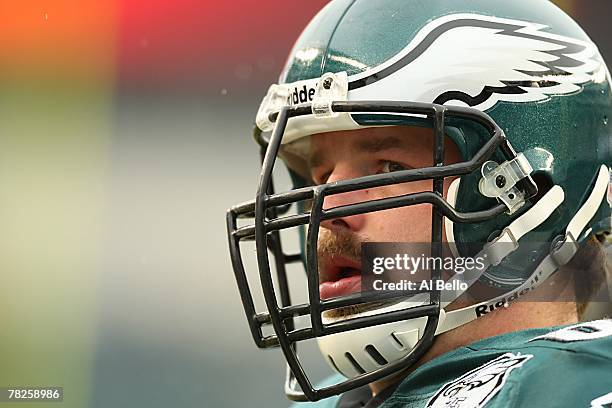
[479,153,533,214]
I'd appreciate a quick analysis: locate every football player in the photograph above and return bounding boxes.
[226,1,612,407]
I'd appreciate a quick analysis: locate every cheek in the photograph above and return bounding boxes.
[368,204,433,242]
[368,180,433,200]
[364,180,436,241]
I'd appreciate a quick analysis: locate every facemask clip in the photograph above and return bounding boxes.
[312,72,348,118]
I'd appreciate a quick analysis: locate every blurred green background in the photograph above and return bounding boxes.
[0,1,609,407]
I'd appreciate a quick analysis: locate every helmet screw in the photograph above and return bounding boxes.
[550,235,566,252]
[495,175,506,188]
[323,78,333,89]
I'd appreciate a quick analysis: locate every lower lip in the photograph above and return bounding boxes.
[319,275,362,300]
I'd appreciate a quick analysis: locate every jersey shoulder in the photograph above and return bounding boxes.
[521,318,612,358]
[383,320,612,408]
[472,319,612,357]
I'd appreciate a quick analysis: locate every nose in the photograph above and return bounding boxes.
[320,165,368,233]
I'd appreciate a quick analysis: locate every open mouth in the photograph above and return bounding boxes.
[319,257,362,300]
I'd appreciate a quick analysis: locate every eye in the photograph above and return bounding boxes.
[381,161,410,173]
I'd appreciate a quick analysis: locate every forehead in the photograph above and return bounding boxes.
[309,126,436,162]
[312,126,435,147]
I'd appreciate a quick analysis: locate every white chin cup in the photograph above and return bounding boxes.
[316,299,442,378]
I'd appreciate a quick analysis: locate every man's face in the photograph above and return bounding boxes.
[307,126,462,303]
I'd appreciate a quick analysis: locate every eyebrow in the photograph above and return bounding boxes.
[356,136,405,153]
[309,136,407,170]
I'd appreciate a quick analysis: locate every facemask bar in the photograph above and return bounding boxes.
[226,101,537,401]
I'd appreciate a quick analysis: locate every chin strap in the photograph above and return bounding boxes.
[437,164,610,334]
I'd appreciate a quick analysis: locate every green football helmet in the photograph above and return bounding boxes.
[227,0,611,401]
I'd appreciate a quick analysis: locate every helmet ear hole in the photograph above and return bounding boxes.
[530,171,554,204]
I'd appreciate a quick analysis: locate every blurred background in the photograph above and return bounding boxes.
[0,1,609,407]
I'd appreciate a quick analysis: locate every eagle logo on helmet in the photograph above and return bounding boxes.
[348,14,606,112]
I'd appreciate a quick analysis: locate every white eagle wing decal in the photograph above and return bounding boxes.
[348,14,605,111]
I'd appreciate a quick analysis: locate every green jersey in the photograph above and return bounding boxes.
[291,320,612,408]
